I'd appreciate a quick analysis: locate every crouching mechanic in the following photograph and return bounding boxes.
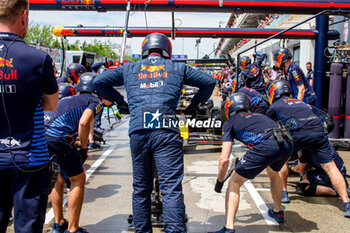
[266,80,350,217]
[93,33,216,233]
[292,147,348,197]
[211,92,293,233]
[45,73,107,233]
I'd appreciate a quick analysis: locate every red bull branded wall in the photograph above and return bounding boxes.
[29,0,350,14]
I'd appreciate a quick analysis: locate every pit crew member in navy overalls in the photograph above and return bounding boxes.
[45,73,107,233]
[239,53,266,93]
[210,92,293,233]
[273,48,316,105]
[0,1,59,232]
[266,80,350,217]
[93,33,216,233]
[57,63,86,85]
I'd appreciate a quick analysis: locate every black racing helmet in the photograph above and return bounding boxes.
[76,72,97,94]
[224,92,252,119]
[239,56,251,71]
[141,33,172,59]
[58,83,76,99]
[67,63,86,84]
[273,48,292,69]
[267,80,292,105]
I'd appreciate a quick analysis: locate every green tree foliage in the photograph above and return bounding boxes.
[25,24,118,58]
[25,23,54,46]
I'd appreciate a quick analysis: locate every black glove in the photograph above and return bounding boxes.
[214,178,224,193]
[117,100,130,114]
[184,103,198,118]
[79,148,88,164]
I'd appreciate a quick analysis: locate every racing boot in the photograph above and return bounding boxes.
[51,220,68,233]
[208,226,235,233]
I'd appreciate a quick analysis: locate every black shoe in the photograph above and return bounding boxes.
[208,226,235,233]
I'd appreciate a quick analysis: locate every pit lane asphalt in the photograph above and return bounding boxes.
[6,119,350,233]
[7,89,350,233]
[40,116,349,233]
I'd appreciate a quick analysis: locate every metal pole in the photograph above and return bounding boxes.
[120,1,131,65]
[314,15,329,108]
[171,12,175,40]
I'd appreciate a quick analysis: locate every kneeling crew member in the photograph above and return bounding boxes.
[293,148,348,197]
[45,73,105,233]
[266,80,350,217]
[211,92,293,233]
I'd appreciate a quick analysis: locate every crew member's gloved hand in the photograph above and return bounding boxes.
[117,100,130,114]
[184,103,198,118]
[79,148,88,164]
[214,178,224,193]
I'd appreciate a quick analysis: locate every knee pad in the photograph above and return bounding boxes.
[296,183,317,196]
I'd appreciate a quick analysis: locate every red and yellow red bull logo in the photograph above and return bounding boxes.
[251,66,258,76]
[141,65,165,73]
[81,0,95,4]
[61,0,95,4]
[0,57,13,67]
[269,83,277,104]
[225,99,234,119]
[276,52,285,68]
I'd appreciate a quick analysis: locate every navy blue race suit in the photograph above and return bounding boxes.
[45,94,102,179]
[0,32,58,233]
[286,63,316,105]
[241,54,266,93]
[93,54,216,233]
[222,112,293,179]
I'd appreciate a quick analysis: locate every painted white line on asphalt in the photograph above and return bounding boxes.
[85,145,116,180]
[255,188,271,192]
[45,145,117,224]
[244,180,279,226]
